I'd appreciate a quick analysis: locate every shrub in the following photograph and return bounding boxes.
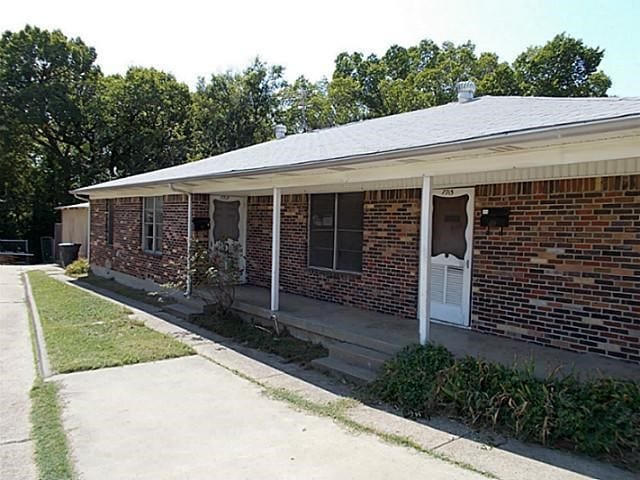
[170,239,245,314]
[369,344,453,417]
[370,344,640,469]
[64,258,89,277]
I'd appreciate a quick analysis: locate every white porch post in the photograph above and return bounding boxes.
[418,175,434,345]
[270,187,281,312]
[86,201,91,262]
[186,193,192,296]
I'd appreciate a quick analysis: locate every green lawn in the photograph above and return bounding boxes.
[28,271,193,373]
[30,379,75,480]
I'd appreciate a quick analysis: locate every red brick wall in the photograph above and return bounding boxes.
[90,194,209,285]
[91,175,639,364]
[246,190,421,317]
[473,175,640,363]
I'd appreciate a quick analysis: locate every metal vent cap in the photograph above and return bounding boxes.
[274,124,287,139]
[456,80,476,103]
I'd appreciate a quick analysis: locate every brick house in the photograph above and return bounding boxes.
[74,84,640,374]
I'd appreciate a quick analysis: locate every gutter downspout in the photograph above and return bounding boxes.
[169,184,192,297]
[73,193,90,262]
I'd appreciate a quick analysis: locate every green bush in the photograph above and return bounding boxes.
[370,344,640,469]
[64,258,89,277]
[369,344,453,417]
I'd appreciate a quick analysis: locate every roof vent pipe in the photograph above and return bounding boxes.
[456,80,476,103]
[274,124,287,139]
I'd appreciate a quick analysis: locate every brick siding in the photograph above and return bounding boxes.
[473,175,640,363]
[91,175,639,364]
[90,194,209,285]
[246,190,421,318]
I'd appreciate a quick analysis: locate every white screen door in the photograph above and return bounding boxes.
[209,196,247,282]
[430,188,474,326]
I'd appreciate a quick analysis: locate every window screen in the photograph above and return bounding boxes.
[309,194,335,269]
[143,196,163,254]
[336,193,363,271]
[431,195,468,260]
[309,192,363,272]
[213,200,240,241]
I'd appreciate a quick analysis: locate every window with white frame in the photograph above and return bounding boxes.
[309,192,363,272]
[143,196,163,254]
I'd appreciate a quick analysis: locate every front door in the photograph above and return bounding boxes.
[430,188,474,326]
[209,196,247,282]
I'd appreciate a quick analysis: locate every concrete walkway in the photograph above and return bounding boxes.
[57,356,485,480]
[40,268,638,480]
[0,266,37,480]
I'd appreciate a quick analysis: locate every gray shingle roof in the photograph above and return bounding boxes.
[75,96,640,193]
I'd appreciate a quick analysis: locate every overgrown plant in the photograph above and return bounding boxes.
[183,238,246,314]
[64,257,89,277]
[370,344,640,470]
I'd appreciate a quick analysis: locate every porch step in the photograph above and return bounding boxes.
[233,300,407,356]
[163,303,203,322]
[328,342,390,372]
[310,356,378,384]
[174,295,209,310]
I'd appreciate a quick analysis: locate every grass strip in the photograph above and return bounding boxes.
[30,379,75,480]
[27,271,193,373]
[77,274,174,307]
[200,355,497,478]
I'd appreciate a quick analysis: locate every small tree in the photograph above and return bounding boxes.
[184,238,245,314]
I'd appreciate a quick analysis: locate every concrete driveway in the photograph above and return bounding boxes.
[57,355,484,480]
[0,266,36,480]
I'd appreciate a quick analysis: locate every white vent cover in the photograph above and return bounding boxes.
[274,124,287,139]
[456,81,476,103]
[431,264,464,306]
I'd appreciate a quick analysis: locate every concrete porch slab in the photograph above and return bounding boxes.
[235,285,639,381]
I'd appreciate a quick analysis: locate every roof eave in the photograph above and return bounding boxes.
[71,114,640,196]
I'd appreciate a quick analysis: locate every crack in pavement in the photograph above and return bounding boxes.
[0,437,32,446]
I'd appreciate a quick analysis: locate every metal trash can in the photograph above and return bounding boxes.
[58,243,81,267]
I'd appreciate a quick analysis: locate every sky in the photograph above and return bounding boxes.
[2,0,639,96]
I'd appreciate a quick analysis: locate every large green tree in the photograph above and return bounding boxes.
[190,58,285,158]
[327,76,367,124]
[514,33,611,96]
[329,34,611,120]
[0,109,34,239]
[279,76,333,133]
[0,25,101,249]
[91,67,192,178]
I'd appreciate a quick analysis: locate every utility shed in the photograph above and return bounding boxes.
[55,203,89,258]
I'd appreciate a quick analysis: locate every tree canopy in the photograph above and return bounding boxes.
[0,25,613,257]
[91,67,192,178]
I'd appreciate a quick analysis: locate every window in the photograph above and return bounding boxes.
[309,192,363,272]
[106,199,114,245]
[143,196,163,254]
